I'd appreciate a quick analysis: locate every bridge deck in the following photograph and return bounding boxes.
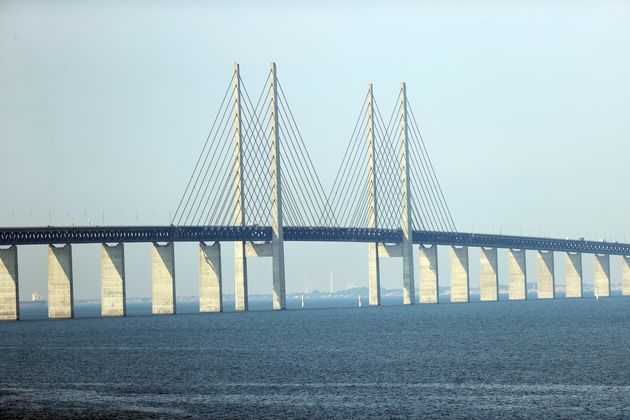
[1,226,629,255]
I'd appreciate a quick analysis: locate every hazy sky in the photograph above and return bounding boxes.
[1,0,629,300]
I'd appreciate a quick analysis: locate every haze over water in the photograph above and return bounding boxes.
[2,298,630,417]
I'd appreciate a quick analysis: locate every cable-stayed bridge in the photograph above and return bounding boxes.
[1,63,629,321]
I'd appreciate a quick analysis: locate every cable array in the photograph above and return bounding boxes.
[172,68,334,227]
[172,67,455,232]
[239,72,272,226]
[328,92,370,228]
[406,94,457,232]
[277,80,336,227]
[328,87,456,232]
[171,71,237,226]
[373,96,403,229]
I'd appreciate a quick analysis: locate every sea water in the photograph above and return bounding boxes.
[1,297,630,417]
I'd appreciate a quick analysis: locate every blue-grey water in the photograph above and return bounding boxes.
[2,297,630,418]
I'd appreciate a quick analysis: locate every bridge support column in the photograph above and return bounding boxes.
[419,245,438,303]
[271,239,286,311]
[366,84,381,306]
[234,242,248,311]
[399,83,415,305]
[622,256,630,296]
[402,243,415,305]
[232,64,248,312]
[593,254,611,298]
[450,246,469,303]
[48,244,73,319]
[508,249,527,300]
[536,250,555,299]
[200,242,222,313]
[0,246,19,321]
[368,243,381,305]
[151,242,175,315]
[269,63,286,311]
[101,243,126,317]
[479,247,498,302]
[565,252,583,298]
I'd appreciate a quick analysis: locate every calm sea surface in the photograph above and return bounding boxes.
[1,297,630,418]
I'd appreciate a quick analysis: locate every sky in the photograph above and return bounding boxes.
[1,0,629,300]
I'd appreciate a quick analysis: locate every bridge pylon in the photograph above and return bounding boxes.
[232,63,286,311]
[399,82,415,304]
[269,63,287,310]
[366,84,381,306]
[365,82,415,305]
[232,63,248,311]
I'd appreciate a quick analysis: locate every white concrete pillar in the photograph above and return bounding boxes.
[232,63,248,312]
[368,243,381,305]
[366,84,381,307]
[508,249,527,300]
[622,256,630,297]
[0,246,19,321]
[399,83,415,305]
[565,252,582,298]
[234,242,248,311]
[48,244,73,319]
[419,245,438,303]
[536,250,555,299]
[450,246,469,303]
[101,243,126,317]
[151,242,175,315]
[200,242,222,313]
[479,247,498,302]
[593,254,611,298]
[269,63,286,311]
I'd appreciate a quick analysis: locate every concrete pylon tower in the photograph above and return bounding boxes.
[269,62,286,310]
[399,83,415,304]
[367,84,381,306]
[232,63,248,311]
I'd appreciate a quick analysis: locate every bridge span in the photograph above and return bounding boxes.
[2,225,630,255]
[1,225,630,321]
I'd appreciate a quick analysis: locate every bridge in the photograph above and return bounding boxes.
[1,63,629,321]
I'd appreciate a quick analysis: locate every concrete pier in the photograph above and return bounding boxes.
[593,254,611,298]
[536,250,555,299]
[199,242,222,313]
[479,247,498,302]
[450,246,469,303]
[508,249,527,300]
[232,64,248,312]
[48,244,74,319]
[269,63,287,311]
[101,243,126,317]
[151,242,175,315]
[0,246,19,321]
[399,83,415,305]
[565,252,583,298]
[622,256,630,296]
[366,84,380,307]
[419,245,438,303]
[234,242,248,311]
[368,243,381,305]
